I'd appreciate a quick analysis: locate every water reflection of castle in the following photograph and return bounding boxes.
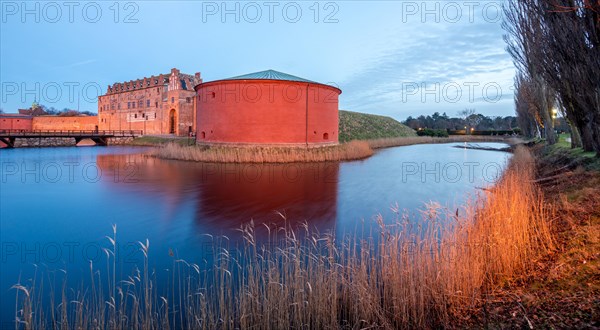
[96,153,339,237]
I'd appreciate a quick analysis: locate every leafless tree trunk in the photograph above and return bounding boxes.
[503,0,557,144]
[503,0,600,155]
[514,74,542,139]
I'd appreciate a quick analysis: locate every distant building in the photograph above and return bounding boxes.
[18,101,47,116]
[98,68,202,136]
[195,70,341,145]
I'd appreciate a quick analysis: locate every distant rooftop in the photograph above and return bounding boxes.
[225,69,316,83]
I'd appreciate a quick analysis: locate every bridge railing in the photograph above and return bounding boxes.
[0,129,143,136]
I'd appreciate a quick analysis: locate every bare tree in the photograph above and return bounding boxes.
[538,0,600,152]
[503,0,557,145]
[503,0,600,154]
[514,74,542,138]
[457,108,481,134]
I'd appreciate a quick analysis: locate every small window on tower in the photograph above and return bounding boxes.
[134,114,137,119]
[186,97,190,103]
[171,97,175,103]
[323,133,329,140]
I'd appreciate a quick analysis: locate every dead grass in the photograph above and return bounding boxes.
[458,144,600,328]
[153,140,374,163]
[12,146,555,329]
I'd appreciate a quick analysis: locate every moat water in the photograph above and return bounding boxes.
[0,143,510,324]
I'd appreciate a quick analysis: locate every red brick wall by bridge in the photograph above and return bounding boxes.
[32,116,98,131]
[195,80,341,145]
[0,115,33,131]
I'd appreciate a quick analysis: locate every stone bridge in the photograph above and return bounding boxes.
[0,130,143,148]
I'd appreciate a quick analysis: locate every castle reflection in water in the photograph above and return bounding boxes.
[96,153,339,239]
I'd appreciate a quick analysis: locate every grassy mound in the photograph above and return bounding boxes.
[339,110,416,142]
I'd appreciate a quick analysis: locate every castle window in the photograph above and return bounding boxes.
[323,133,329,140]
[142,113,145,118]
[127,102,130,109]
[154,113,157,118]
[155,102,158,108]
[134,114,137,118]
[118,103,121,110]
[186,97,191,103]
[146,100,150,107]
[133,102,136,109]
[171,97,174,103]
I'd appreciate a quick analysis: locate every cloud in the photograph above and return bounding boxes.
[53,59,97,70]
[337,13,516,119]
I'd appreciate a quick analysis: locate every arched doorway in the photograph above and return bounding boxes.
[169,109,176,134]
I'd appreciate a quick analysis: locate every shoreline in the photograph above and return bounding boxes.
[462,137,600,328]
[150,135,520,164]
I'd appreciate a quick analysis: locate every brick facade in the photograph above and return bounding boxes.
[98,68,201,136]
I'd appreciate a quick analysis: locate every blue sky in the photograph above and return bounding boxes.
[1,1,515,120]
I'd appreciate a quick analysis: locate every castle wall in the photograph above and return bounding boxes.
[32,116,98,131]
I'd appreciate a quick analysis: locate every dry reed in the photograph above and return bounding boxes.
[153,140,374,163]
[12,146,553,329]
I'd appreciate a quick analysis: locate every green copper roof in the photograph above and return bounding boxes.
[225,70,316,83]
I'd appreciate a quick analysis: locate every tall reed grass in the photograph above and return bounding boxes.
[12,146,553,329]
